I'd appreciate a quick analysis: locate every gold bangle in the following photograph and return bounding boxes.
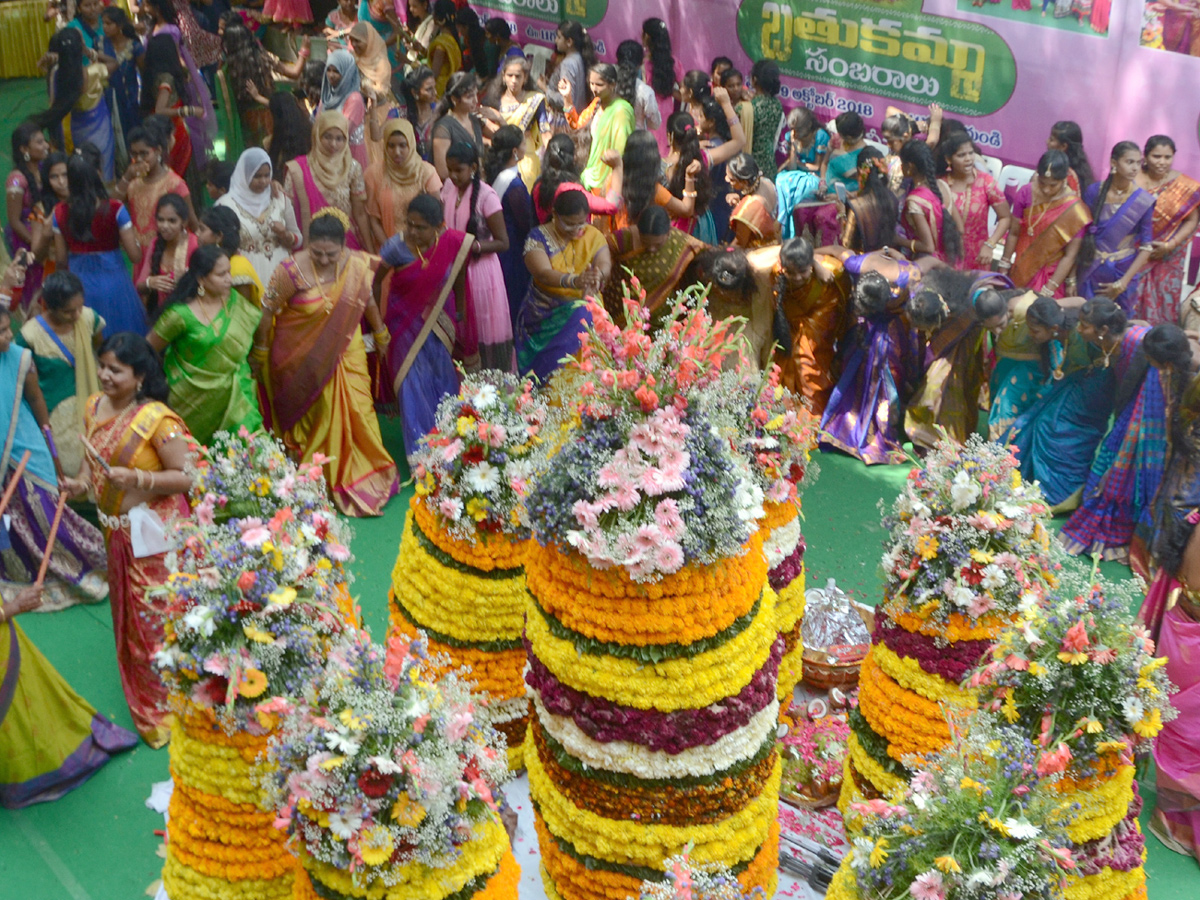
[0,606,8,625]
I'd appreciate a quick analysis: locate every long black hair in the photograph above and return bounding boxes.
[161,244,226,318]
[533,133,579,216]
[641,17,675,99]
[692,246,756,307]
[98,332,171,403]
[143,0,178,26]
[1077,140,1141,273]
[1027,295,1066,376]
[899,139,962,264]
[851,146,897,253]
[222,17,274,110]
[591,63,633,107]
[400,66,435,140]
[434,71,478,122]
[1115,323,1192,416]
[621,131,661,223]
[268,92,313,175]
[907,267,976,330]
[682,70,711,105]
[666,113,711,213]
[140,34,188,115]
[455,7,489,80]
[1051,120,1094,193]
[10,122,43,200]
[484,125,523,185]
[33,29,85,133]
[148,193,191,290]
[558,20,597,69]
[65,152,108,242]
[698,97,731,143]
[446,141,482,238]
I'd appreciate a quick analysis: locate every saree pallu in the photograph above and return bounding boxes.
[0,620,138,808]
[155,294,263,445]
[820,306,920,465]
[516,225,606,382]
[776,169,820,240]
[602,226,705,328]
[268,253,398,517]
[1136,174,1200,324]
[1150,600,1200,861]
[775,255,851,416]
[1004,337,1113,510]
[1163,8,1194,53]
[501,93,548,190]
[1011,197,1092,295]
[1078,187,1156,314]
[385,231,475,455]
[1061,326,1162,561]
[730,194,781,248]
[576,99,634,193]
[903,185,947,261]
[71,94,115,183]
[494,171,533,328]
[18,308,102,478]
[905,309,986,449]
[285,157,364,251]
[85,397,191,748]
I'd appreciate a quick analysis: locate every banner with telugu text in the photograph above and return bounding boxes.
[473,0,1200,177]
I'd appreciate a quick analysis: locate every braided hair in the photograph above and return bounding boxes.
[533,134,579,218]
[899,139,962,264]
[666,113,711,214]
[455,7,489,80]
[1077,140,1141,273]
[850,146,898,253]
[148,192,191,289]
[484,125,524,185]
[65,152,108,242]
[1051,120,1094,192]
[446,141,482,238]
[641,18,676,99]
[33,29,84,133]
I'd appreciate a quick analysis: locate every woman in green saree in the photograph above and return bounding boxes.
[561,64,636,202]
[147,245,263,445]
[16,272,103,479]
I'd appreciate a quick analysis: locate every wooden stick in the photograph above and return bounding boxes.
[0,450,31,520]
[34,491,68,588]
[43,425,66,484]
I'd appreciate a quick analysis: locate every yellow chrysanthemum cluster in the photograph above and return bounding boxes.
[388,501,530,769]
[162,701,296,899]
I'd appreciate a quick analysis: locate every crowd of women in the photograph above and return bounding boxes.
[3,0,1200,871]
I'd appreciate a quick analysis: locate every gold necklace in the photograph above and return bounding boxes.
[1098,336,1119,369]
[414,233,439,266]
[308,256,342,314]
[193,292,225,326]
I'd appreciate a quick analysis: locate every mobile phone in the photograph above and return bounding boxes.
[834,183,850,206]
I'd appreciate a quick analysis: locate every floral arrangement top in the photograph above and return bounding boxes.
[705,366,820,507]
[155,430,355,726]
[262,634,508,886]
[412,372,548,541]
[970,571,1176,776]
[190,428,335,523]
[780,713,850,801]
[846,723,1075,900]
[878,435,1057,628]
[525,287,767,581]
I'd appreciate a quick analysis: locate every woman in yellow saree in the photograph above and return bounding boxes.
[81,333,194,748]
[255,209,399,517]
[496,56,550,190]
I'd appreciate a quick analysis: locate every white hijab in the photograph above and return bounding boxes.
[226,148,273,219]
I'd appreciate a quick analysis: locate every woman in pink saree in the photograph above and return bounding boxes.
[1135,135,1200,324]
[899,141,962,265]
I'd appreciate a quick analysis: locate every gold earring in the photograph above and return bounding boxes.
[22,152,30,162]
[197,284,206,297]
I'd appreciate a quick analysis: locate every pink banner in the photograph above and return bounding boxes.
[474,0,1200,178]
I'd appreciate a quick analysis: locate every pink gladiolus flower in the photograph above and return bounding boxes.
[616,370,639,389]
[600,369,616,388]
[1089,646,1119,664]
[1036,742,1073,776]
[634,385,659,411]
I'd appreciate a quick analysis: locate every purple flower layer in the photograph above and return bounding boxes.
[1073,781,1145,874]
[524,636,784,754]
[768,535,806,591]
[874,617,992,685]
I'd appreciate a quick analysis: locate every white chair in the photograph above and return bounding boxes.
[863,138,888,156]
[998,164,1035,202]
[976,154,1002,182]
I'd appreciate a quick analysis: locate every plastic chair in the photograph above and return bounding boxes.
[976,154,1002,182]
[998,165,1035,208]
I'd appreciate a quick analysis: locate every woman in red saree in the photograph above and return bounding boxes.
[375,194,477,463]
[1000,150,1092,298]
[1136,135,1200,324]
[256,210,398,517]
[80,334,193,748]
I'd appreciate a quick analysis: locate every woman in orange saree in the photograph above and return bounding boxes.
[81,334,194,748]
[1135,135,1200,325]
[256,210,399,517]
[1000,150,1091,298]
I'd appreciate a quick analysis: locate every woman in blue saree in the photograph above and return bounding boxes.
[33,29,115,183]
[100,7,144,166]
[1077,142,1157,315]
[988,294,1067,440]
[819,254,923,465]
[1061,323,1193,563]
[1004,299,1124,513]
[378,195,477,462]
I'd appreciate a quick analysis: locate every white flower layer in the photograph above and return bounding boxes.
[476,694,530,727]
[531,688,778,780]
[764,516,801,569]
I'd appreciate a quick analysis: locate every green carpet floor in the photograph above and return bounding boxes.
[1,75,1197,898]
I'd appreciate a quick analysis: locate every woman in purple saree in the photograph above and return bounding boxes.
[377,195,477,462]
[1077,142,1157,315]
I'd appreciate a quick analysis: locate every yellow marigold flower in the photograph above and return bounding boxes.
[1057,650,1089,665]
[1134,708,1163,739]
[915,534,940,561]
[1097,740,1128,755]
[935,856,962,874]
[466,497,490,522]
[238,667,268,698]
[252,477,272,496]
[357,825,394,866]
[268,586,297,606]
[392,794,427,827]
[242,623,276,643]
[319,755,347,771]
[456,416,475,437]
[1011,470,1022,489]
[869,839,890,868]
